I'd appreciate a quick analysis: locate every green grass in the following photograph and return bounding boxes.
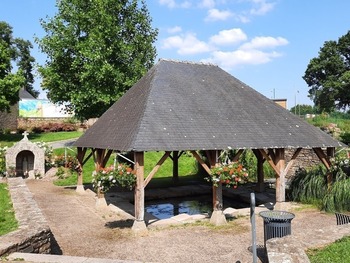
[0,183,18,236]
[53,150,200,187]
[0,131,83,147]
[308,236,350,263]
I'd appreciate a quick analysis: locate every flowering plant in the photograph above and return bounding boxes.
[206,162,249,188]
[92,163,136,193]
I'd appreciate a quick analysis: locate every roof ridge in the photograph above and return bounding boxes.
[158,58,218,67]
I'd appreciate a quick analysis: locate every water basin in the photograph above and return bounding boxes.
[145,195,248,219]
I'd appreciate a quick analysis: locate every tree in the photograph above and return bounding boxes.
[0,22,26,112]
[290,104,315,116]
[36,0,158,120]
[14,39,38,98]
[303,31,350,113]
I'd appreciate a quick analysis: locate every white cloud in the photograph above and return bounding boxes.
[240,36,289,50]
[210,28,248,46]
[158,0,192,8]
[162,33,212,55]
[203,49,282,69]
[199,0,216,9]
[167,26,182,34]
[205,8,233,21]
[159,0,176,8]
[249,0,276,15]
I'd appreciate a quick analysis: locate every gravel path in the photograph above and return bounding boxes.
[26,179,336,263]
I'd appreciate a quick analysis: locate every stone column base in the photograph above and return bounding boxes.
[75,185,85,194]
[132,220,148,236]
[95,197,108,209]
[210,210,227,226]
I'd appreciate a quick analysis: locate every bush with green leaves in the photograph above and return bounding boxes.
[0,146,8,176]
[289,152,350,212]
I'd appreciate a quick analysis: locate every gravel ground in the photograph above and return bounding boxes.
[26,179,336,263]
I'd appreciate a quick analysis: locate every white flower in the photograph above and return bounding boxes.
[112,179,116,183]
[109,175,113,181]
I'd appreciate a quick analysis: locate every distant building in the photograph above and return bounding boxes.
[0,89,35,131]
[273,98,287,109]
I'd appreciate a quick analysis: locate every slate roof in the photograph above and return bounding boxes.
[74,59,344,152]
[19,88,35,99]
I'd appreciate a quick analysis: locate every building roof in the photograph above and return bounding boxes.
[74,59,344,152]
[19,88,35,99]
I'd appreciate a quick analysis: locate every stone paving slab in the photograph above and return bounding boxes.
[8,252,142,263]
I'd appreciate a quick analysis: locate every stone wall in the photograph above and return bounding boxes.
[285,148,323,179]
[0,104,18,131]
[17,117,72,130]
[0,177,52,257]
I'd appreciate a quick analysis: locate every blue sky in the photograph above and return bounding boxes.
[1,0,350,109]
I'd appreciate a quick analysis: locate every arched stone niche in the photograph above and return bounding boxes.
[5,132,45,178]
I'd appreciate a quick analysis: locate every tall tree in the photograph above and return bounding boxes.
[303,31,350,112]
[0,22,26,112]
[36,0,158,120]
[14,39,38,98]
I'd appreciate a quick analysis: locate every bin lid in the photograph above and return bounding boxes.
[259,210,295,220]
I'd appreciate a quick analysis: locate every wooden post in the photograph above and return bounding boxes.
[172,151,179,183]
[207,150,227,225]
[252,149,265,192]
[275,149,286,203]
[132,151,148,234]
[76,147,86,194]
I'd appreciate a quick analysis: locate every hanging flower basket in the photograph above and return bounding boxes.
[92,163,136,193]
[206,162,249,188]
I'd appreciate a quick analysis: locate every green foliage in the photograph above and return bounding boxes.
[0,183,18,235]
[289,166,328,208]
[308,236,350,263]
[290,104,315,116]
[340,132,350,145]
[289,153,350,212]
[0,21,36,112]
[36,0,158,120]
[206,162,249,188]
[303,30,350,112]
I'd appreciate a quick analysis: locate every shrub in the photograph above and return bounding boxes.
[289,153,350,212]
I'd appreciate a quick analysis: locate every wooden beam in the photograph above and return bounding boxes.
[275,148,286,202]
[144,151,171,187]
[232,149,244,162]
[101,149,113,168]
[134,152,145,222]
[191,150,211,175]
[282,148,302,177]
[252,149,265,192]
[172,151,179,182]
[313,147,333,186]
[259,149,280,176]
[313,148,331,170]
[76,147,86,186]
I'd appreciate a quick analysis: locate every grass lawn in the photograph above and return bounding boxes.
[0,183,18,236]
[0,131,83,147]
[53,150,201,187]
[307,236,350,263]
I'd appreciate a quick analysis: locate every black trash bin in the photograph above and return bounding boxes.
[260,210,295,246]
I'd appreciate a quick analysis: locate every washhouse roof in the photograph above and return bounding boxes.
[74,59,344,152]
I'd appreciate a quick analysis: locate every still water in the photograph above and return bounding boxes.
[145,195,248,220]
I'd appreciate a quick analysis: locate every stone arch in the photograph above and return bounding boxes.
[16,150,35,177]
[5,133,45,178]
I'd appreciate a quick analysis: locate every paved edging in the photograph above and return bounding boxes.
[0,177,52,256]
[266,222,350,262]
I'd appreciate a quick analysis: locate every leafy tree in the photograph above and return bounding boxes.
[303,31,350,113]
[290,104,315,116]
[14,39,38,98]
[0,22,26,112]
[36,0,158,120]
